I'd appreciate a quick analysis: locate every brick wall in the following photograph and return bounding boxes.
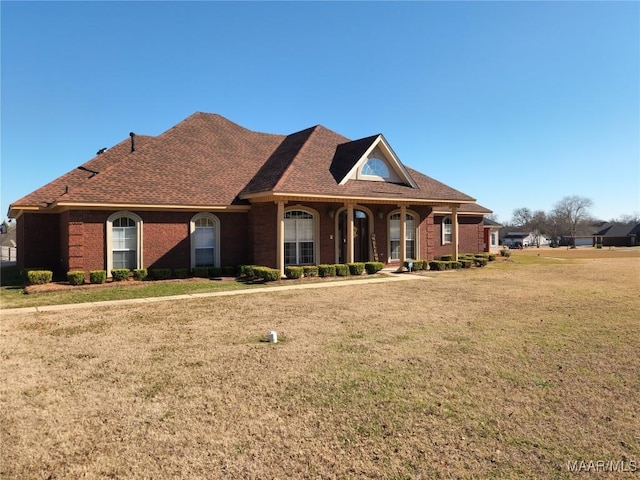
[17,213,61,273]
[432,215,484,258]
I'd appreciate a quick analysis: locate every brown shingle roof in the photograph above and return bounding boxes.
[9,112,481,216]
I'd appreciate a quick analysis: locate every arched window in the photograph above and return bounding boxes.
[284,209,315,265]
[361,158,390,178]
[442,217,453,244]
[389,212,417,261]
[190,213,220,269]
[106,211,143,274]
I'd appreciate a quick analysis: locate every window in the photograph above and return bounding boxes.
[112,217,137,269]
[443,217,452,244]
[106,211,143,274]
[190,213,220,269]
[361,158,389,178]
[284,210,314,265]
[389,212,416,260]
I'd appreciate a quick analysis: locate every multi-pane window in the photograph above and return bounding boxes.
[361,158,390,178]
[389,213,416,260]
[284,210,314,265]
[112,217,137,269]
[194,217,215,267]
[443,217,453,244]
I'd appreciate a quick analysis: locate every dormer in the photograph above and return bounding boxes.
[338,134,417,188]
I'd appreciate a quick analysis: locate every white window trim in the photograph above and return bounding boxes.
[190,213,221,269]
[106,211,143,275]
[284,206,319,266]
[442,216,453,245]
[387,209,420,261]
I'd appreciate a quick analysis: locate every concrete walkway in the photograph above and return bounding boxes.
[1,271,429,316]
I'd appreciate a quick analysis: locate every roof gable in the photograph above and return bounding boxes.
[337,135,418,188]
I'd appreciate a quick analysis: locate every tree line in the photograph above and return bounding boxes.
[490,195,639,246]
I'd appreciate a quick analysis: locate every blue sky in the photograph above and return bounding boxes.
[2,1,638,224]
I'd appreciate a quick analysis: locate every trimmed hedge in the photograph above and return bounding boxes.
[239,265,256,278]
[440,254,453,261]
[364,262,384,274]
[149,268,172,280]
[335,264,349,276]
[192,267,210,278]
[285,266,304,279]
[318,264,336,277]
[133,268,148,281]
[23,269,53,285]
[460,259,473,269]
[429,261,446,271]
[474,257,488,267]
[89,270,107,284]
[111,269,130,282]
[208,267,223,277]
[173,268,189,279]
[500,249,511,257]
[347,262,365,275]
[254,266,281,282]
[303,265,318,277]
[403,260,424,271]
[67,270,85,286]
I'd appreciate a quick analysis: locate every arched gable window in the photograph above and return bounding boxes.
[361,158,390,179]
[106,211,143,274]
[442,217,453,244]
[284,208,316,265]
[190,213,220,269]
[389,211,418,261]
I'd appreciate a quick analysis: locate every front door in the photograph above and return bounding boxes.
[338,209,370,263]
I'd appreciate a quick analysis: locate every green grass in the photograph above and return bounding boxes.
[0,276,266,309]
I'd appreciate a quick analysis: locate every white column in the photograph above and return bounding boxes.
[400,204,407,265]
[277,201,285,277]
[346,203,354,264]
[452,204,459,261]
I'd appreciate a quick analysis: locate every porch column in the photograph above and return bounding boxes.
[346,203,354,264]
[276,201,285,277]
[451,204,459,261]
[400,204,407,265]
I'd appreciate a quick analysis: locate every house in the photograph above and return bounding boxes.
[593,223,640,247]
[502,230,550,248]
[482,218,502,253]
[8,112,492,277]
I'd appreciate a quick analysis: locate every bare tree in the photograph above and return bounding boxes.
[511,207,533,227]
[552,196,594,246]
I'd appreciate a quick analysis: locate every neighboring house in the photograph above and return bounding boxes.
[482,218,502,253]
[0,226,17,263]
[502,231,550,248]
[593,223,640,247]
[8,112,492,277]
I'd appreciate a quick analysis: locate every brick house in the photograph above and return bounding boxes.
[8,112,492,277]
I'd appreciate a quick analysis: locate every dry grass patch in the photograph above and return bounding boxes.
[1,254,639,479]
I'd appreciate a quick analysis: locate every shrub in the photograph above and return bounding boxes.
[173,268,189,279]
[404,260,423,271]
[475,257,488,267]
[285,266,304,279]
[488,253,496,262]
[22,269,53,285]
[303,265,318,277]
[239,265,256,278]
[149,268,172,280]
[222,265,237,277]
[451,261,462,269]
[429,261,446,271]
[440,254,453,261]
[347,262,365,275]
[253,266,281,282]
[335,264,349,276]
[318,264,336,277]
[500,249,511,257]
[460,259,473,269]
[89,270,107,284]
[67,271,85,286]
[133,268,148,281]
[208,267,222,277]
[111,269,130,282]
[419,260,430,270]
[192,267,210,278]
[364,262,384,274]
